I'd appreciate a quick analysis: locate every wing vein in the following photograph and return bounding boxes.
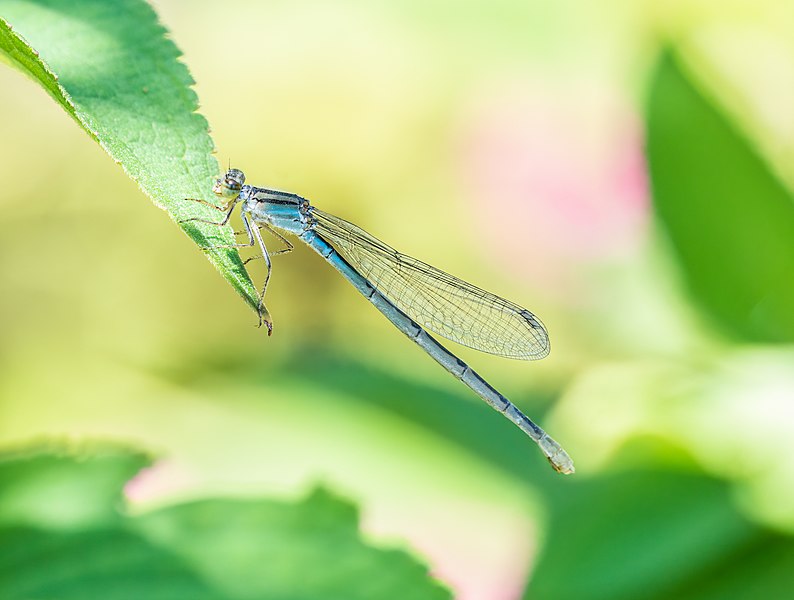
[310,208,549,360]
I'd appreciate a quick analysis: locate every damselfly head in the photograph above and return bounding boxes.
[213,168,246,198]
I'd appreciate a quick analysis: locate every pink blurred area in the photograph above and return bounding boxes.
[124,459,194,502]
[457,74,649,292]
[126,460,535,600]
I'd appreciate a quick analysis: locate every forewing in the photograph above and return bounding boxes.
[311,209,549,359]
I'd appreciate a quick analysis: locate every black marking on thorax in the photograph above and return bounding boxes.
[251,187,305,206]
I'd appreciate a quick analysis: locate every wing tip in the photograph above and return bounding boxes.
[519,309,551,360]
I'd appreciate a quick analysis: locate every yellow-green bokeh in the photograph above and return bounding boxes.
[2,1,793,598]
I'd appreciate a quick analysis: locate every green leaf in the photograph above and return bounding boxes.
[646,51,794,343]
[136,489,451,600]
[0,445,449,600]
[528,467,794,599]
[672,536,794,600]
[0,444,150,529]
[0,446,218,599]
[0,0,260,314]
[0,527,221,600]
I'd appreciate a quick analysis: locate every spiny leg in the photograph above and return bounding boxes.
[241,224,294,264]
[180,200,236,227]
[184,197,226,212]
[180,201,271,331]
[250,222,274,331]
[179,200,275,334]
[179,201,255,250]
[202,211,276,333]
[243,250,291,265]
[236,214,274,334]
[262,224,294,252]
[226,213,275,333]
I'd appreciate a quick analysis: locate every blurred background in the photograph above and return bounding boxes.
[1,0,793,598]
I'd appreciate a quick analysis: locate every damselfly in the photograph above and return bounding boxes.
[183,169,574,474]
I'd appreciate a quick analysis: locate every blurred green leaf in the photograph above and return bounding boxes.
[528,466,794,599]
[0,527,221,600]
[0,445,449,600]
[136,489,450,600]
[673,536,794,600]
[201,348,563,482]
[0,444,149,529]
[647,51,794,343]
[0,0,260,313]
